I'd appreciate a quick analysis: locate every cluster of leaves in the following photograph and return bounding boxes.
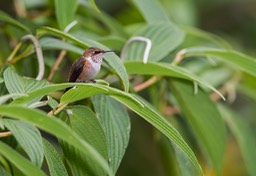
[0,0,256,176]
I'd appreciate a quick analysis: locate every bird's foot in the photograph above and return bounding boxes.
[89,79,96,83]
[84,80,96,83]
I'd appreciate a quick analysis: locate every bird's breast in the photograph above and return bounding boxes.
[77,57,101,81]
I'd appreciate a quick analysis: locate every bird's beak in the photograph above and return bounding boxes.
[104,50,116,53]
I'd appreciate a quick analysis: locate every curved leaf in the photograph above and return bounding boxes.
[125,61,224,100]
[61,84,203,175]
[11,82,202,175]
[124,23,184,62]
[0,141,46,176]
[0,105,113,176]
[181,47,256,77]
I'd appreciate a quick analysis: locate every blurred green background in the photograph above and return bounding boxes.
[1,0,256,175]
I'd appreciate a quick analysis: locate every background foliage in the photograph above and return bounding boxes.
[0,0,256,175]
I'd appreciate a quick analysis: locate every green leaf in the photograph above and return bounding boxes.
[43,139,68,176]
[0,105,113,176]
[181,47,256,77]
[3,119,44,167]
[124,23,184,62]
[219,105,256,176]
[8,82,202,175]
[125,61,224,99]
[169,79,226,174]
[39,37,83,54]
[59,106,107,176]
[54,0,78,30]
[0,141,46,176]
[131,0,169,23]
[92,95,130,173]
[0,10,30,33]
[37,27,88,48]
[3,68,48,103]
[37,27,129,92]
[60,84,203,175]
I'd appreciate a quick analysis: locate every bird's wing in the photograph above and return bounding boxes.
[68,57,84,82]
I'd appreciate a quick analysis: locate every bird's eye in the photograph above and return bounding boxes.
[94,51,101,55]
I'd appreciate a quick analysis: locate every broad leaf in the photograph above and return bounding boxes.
[124,23,184,62]
[169,79,226,174]
[43,139,68,176]
[92,95,130,173]
[181,47,256,77]
[3,119,44,167]
[54,0,78,30]
[0,141,46,176]
[0,105,113,176]
[59,106,108,176]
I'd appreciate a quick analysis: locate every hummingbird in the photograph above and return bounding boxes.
[64,47,114,92]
